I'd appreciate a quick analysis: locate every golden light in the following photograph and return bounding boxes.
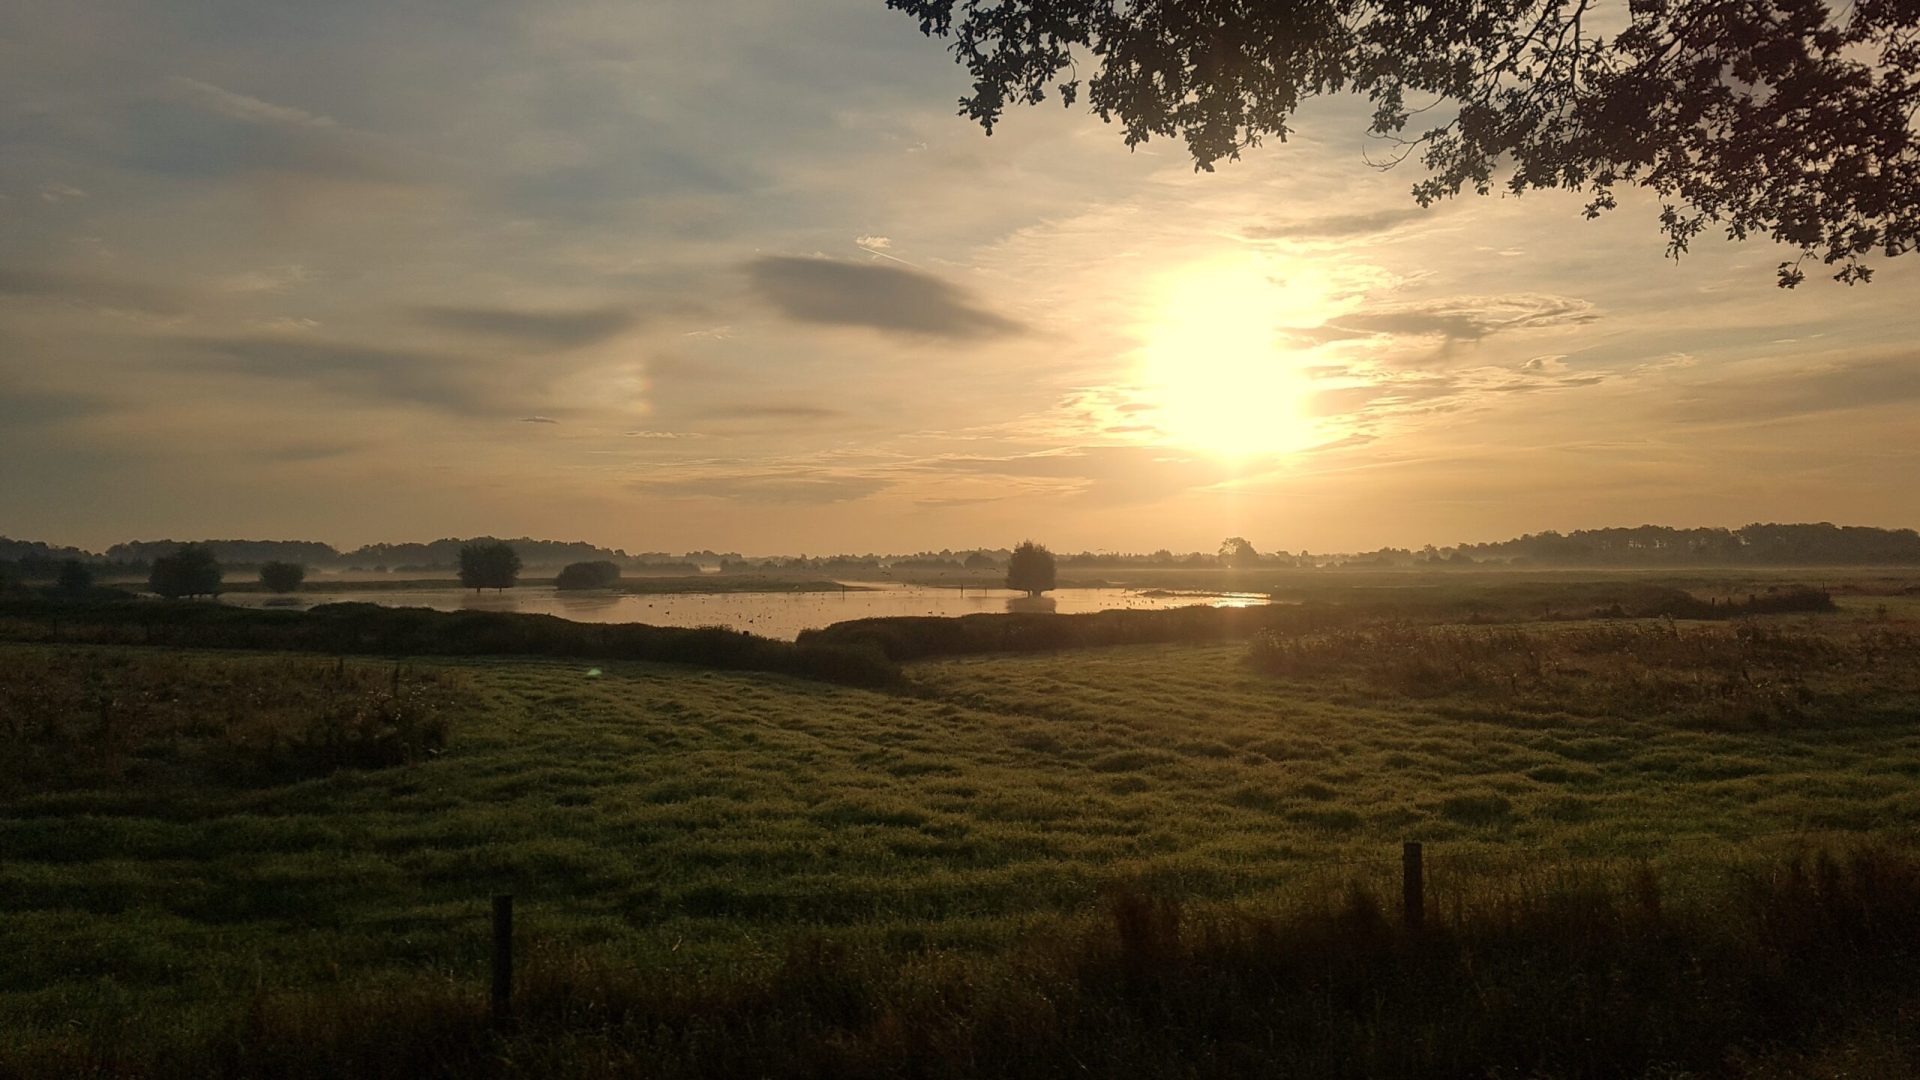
[1136,255,1330,461]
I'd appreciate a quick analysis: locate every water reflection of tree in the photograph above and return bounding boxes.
[1005,595,1056,615]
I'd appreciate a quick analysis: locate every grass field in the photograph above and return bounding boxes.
[4,589,1920,1076]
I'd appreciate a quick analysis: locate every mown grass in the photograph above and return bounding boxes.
[4,597,1919,1076]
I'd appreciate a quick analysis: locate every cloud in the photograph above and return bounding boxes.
[696,403,847,421]
[1246,207,1428,240]
[1324,294,1599,342]
[0,379,107,427]
[125,76,415,185]
[636,469,889,504]
[0,268,190,316]
[164,77,339,129]
[174,334,501,413]
[1668,356,1920,424]
[518,415,558,424]
[746,256,1023,339]
[38,182,87,203]
[906,445,1251,504]
[413,305,637,350]
[625,429,704,439]
[855,235,891,250]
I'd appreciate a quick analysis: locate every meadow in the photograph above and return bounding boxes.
[3,578,1919,1076]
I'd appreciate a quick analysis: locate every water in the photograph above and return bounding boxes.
[216,582,1268,641]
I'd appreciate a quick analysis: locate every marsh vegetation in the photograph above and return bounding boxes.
[2,573,1918,1076]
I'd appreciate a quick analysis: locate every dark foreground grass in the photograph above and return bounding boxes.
[11,849,1920,1079]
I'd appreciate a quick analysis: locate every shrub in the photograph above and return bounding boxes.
[459,541,522,591]
[554,560,621,590]
[259,560,306,593]
[148,545,222,598]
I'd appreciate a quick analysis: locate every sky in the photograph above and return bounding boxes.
[3,0,1917,556]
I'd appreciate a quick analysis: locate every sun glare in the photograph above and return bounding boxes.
[1137,256,1329,461]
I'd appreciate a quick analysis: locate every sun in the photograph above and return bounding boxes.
[1136,255,1330,460]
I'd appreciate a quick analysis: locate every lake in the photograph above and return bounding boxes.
[216,582,1269,641]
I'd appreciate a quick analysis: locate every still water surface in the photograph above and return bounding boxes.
[217,582,1267,641]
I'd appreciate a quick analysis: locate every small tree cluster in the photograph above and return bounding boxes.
[554,560,621,590]
[459,541,522,592]
[149,545,223,599]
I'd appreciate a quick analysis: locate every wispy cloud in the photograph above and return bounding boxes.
[413,305,638,350]
[0,269,190,316]
[173,335,504,414]
[1320,294,1600,343]
[165,76,339,129]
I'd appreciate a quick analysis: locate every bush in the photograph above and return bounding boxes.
[554,560,621,590]
[459,541,521,591]
[148,545,222,598]
[259,560,306,593]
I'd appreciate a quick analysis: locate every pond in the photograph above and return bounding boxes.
[214,582,1269,641]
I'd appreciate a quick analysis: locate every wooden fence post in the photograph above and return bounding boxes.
[491,894,514,1025]
[1402,842,1424,930]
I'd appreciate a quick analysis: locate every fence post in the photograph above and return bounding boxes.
[491,894,514,1026]
[1402,842,1424,930]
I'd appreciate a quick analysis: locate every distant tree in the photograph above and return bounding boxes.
[1005,540,1057,597]
[259,560,306,593]
[459,541,522,592]
[963,551,998,570]
[149,545,223,599]
[56,559,93,593]
[888,0,1920,286]
[554,559,622,590]
[1219,537,1260,569]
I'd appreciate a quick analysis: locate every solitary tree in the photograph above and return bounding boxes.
[259,560,306,593]
[149,545,223,599]
[56,559,93,593]
[888,0,1920,286]
[459,540,522,592]
[554,559,622,590]
[1219,537,1260,569]
[1005,540,1057,597]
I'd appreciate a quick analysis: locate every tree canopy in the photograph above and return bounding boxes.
[459,541,523,592]
[888,0,1920,285]
[1005,540,1058,596]
[149,545,223,599]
